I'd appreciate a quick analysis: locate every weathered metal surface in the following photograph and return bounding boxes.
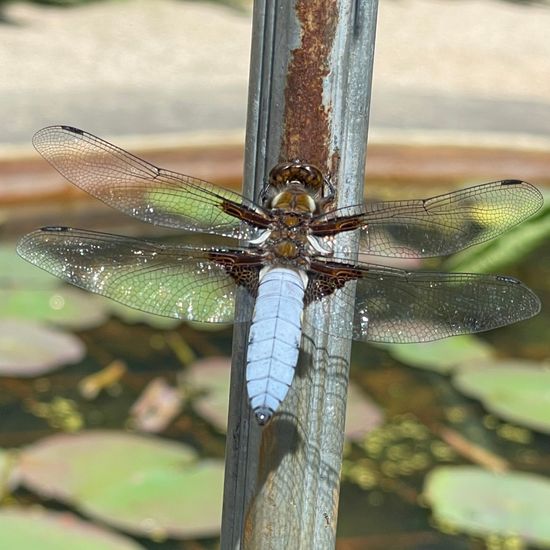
[221,1,379,549]
[281,0,338,167]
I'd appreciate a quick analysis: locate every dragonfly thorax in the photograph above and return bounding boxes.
[265,210,322,264]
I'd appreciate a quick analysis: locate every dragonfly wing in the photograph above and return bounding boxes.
[33,126,270,239]
[17,227,263,323]
[306,259,541,343]
[311,180,543,258]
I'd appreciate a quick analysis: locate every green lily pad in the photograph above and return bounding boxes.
[0,319,85,376]
[0,288,107,330]
[18,431,197,501]
[105,300,181,329]
[17,431,222,538]
[81,460,223,539]
[453,360,550,433]
[381,335,494,373]
[0,508,144,550]
[130,378,183,433]
[424,466,550,546]
[0,245,60,288]
[185,357,231,431]
[345,383,385,442]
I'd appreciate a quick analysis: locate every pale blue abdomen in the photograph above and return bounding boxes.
[247,267,305,424]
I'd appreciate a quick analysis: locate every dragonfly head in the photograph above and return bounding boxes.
[262,160,332,213]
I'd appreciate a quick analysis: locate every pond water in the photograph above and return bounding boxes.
[0,193,548,549]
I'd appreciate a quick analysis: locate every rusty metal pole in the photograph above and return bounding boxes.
[221,1,378,548]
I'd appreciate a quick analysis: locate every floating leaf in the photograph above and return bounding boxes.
[184,357,231,431]
[130,378,183,433]
[0,320,85,376]
[0,288,107,330]
[424,466,550,546]
[381,335,494,373]
[18,431,197,501]
[0,508,144,550]
[453,360,550,433]
[81,460,223,539]
[345,383,385,442]
[187,320,232,332]
[17,431,222,538]
[0,245,60,289]
[105,300,181,329]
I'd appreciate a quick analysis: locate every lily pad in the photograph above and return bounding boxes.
[184,357,231,431]
[0,319,85,376]
[130,378,183,433]
[18,431,197,501]
[0,507,144,550]
[105,300,181,329]
[453,360,550,433]
[0,287,107,330]
[345,383,385,442]
[81,460,224,539]
[0,245,60,289]
[17,431,222,538]
[424,466,550,546]
[381,335,494,373]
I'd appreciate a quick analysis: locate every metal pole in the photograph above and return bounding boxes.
[221,1,378,547]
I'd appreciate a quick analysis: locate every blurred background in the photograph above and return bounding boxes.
[0,0,549,549]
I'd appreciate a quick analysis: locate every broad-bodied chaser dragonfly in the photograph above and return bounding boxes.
[18,126,542,424]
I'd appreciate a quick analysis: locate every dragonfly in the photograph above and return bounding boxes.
[17,126,542,424]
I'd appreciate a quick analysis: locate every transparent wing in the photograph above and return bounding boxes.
[311,180,543,258]
[306,259,541,343]
[17,227,262,323]
[33,126,269,239]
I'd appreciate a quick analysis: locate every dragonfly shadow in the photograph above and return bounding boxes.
[253,336,349,499]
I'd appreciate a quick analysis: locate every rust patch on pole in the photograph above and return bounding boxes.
[281,0,339,170]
